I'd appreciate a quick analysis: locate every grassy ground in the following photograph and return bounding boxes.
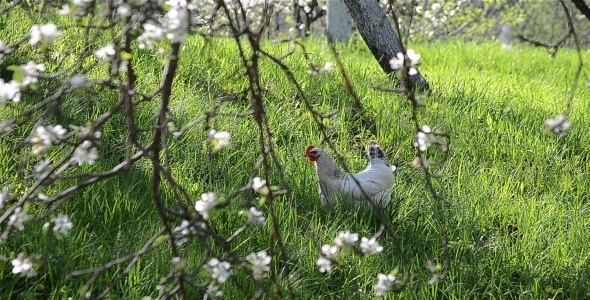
[1,7,590,299]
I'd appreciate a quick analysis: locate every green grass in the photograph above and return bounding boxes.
[2,6,590,299]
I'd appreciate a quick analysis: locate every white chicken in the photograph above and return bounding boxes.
[305,141,395,208]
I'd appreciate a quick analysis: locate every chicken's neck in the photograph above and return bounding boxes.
[314,153,345,180]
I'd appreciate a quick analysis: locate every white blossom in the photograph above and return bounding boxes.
[406,49,421,66]
[360,237,383,255]
[171,256,183,267]
[53,214,73,236]
[308,62,334,75]
[173,220,205,245]
[252,176,268,195]
[545,115,572,136]
[171,257,188,272]
[156,47,167,57]
[206,284,223,297]
[321,244,339,258]
[137,21,164,49]
[12,253,37,277]
[334,231,359,247]
[414,125,435,152]
[208,258,232,283]
[0,186,8,209]
[316,256,333,273]
[8,207,32,231]
[389,49,421,75]
[195,192,217,219]
[242,207,266,226]
[19,61,45,88]
[373,273,396,296]
[162,0,190,43]
[412,156,424,168]
[117,4,131,17]
[317,243,339,272]
[69,74,91,88]
[43,214,73,237]
[0,40,11,64]
[208,130,231,151]
[29,23,60,46]
[246,251,271,280]
[59,4,71,15]
[74,126,102,139]
[389,52,404,70]
[71,0,93,16]
[71,140,99,166]
[252,177,266,190]
[94,44,116,64]
[73,0,93,9]
[0,79,20,104]
[320,62,333,73]
[117,60,129,73]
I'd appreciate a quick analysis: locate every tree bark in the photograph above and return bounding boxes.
[342,0,430,91]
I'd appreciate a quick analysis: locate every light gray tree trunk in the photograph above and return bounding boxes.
[342,0,430,91]
[326,0,352,43]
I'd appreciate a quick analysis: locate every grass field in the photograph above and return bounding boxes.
[1,6,590,299]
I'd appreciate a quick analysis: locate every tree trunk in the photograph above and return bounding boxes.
[342,0,430,92]
[570,0,590,22]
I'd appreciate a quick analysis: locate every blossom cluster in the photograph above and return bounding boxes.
[545,115,572,136]
[43,214,74,238]
[173,219,205,245]
[404,1,469,39]
[315,231,401,296]
[389,49,421,75]
[8,207,32,231]
[208,129,232,152]
[308,62,334,76]
[206,250,271,297]
[414,125,435,151]
[0,56,48,105]
[136,0,192,49]
[196,176,267,225]
[30,23,60,46]
[414,125,448,153]
[9,210,74,276]
[373,273,397,296]
[316,231,384,273]
[12,253,38,277]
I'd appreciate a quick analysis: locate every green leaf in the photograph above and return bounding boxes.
[121,51,133,61]
[7,65,23,84]
[153,234,169,246]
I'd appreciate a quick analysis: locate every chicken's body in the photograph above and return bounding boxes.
[305,142,395,208]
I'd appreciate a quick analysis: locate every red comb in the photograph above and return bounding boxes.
[305,145,315,155]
